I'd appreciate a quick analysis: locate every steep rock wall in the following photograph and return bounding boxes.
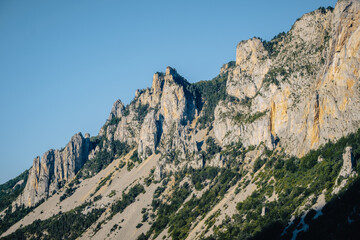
[17,133,90,207]
[214,0,360,156]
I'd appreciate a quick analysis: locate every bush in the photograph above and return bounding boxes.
[60,185,78,202]
[131,151,141,163]
[127,161,135,171]
[285,157,298,173]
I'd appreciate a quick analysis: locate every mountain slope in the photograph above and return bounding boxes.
[1,0,360,239]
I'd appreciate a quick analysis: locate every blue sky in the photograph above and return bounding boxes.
[0,0,337,184]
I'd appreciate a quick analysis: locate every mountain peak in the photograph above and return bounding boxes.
[3,1,360,239]
[165,66,178,77]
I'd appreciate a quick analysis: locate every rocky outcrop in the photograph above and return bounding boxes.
[17,133,90,207]
[160,67,195,127]
[108,99,124,121]
[154,163,163,181]
[110,66,197,159]
[227,38,271,100]
[214,100,272,148]
[333,146,357,194]
[339,146,356,178]
[103,1,359,165]
[113,106,140,145]
[138,110,159,159]
[220,61,235,75]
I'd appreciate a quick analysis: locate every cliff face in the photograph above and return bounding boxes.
[106,66,197,160]
[4,1,360,239]
[15,0,360,209]
[214,0,360,156]
[17,133,90,207]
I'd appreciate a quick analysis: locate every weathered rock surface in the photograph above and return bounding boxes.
[214,0,360,156]
[112,66,196,160]
[108,99,124,121]
[17,133,90,207]
[333,146,357,194]
[13,0,360,219]
[339,146,356,178]
[227,38,271,100]
[138,110,159,159]
[3,2,360,240]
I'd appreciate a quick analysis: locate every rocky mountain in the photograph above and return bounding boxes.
[1,0,360,239]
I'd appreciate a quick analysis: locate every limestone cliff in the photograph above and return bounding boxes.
[110,66,196,160]
[3,1,360,239]
[214,0,360,157]
[138,110,159,159]
[10,0,360,220]
[17,133,90,207]
[108,99,125,121]
[14,0,360,206]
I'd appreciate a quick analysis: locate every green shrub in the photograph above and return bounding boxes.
[233,111,268,124]
[127,161,135,171]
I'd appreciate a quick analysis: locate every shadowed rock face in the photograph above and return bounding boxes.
[17,133,90,207]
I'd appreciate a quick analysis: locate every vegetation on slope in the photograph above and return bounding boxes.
[3,183,146,239]
[2,203,105,240]
[3,120,360,240]
[110,183,145,217]
[205,129,360,240]
[0,169,28,212]
[0,204,37,236]
[138,166,241,240]
[79,137,131,178]
[192,74,228,129]
[296,177,360,240]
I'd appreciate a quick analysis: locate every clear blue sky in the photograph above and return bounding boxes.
[0,0,337,184]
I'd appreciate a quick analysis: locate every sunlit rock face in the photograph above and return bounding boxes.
[215,0,360,157]
[18,133,90,207]
[15,0,360,212]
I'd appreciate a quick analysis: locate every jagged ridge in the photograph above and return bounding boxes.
[1,0,360,239]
